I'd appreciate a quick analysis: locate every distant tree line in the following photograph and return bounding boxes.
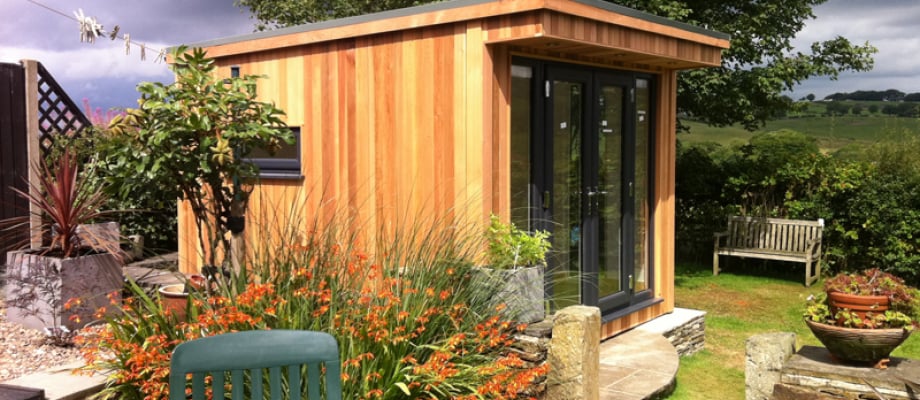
[823,100,918,118]
[822,89,920,102]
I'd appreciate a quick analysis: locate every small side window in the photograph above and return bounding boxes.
[249,127,302,179]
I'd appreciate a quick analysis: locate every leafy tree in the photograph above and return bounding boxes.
[868,104,879,114]
[882,104,899,116]
[824,101,850,116]
[806,93,816,101]
[904,93,920,102]
[109,47,293,272]
[236,0,875,130]
[850,103,863,115]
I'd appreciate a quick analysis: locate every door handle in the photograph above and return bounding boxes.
[586,187,608,213]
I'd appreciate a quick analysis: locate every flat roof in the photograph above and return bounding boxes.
[186,0,729,55]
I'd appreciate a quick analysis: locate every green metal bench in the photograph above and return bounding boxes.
[169,330,342,400]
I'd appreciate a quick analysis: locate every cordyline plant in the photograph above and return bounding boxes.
[79,199,549,399]
[107,45,293,274]
[1,148,111,257]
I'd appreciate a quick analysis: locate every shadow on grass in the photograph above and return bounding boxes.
[676,258,817,288]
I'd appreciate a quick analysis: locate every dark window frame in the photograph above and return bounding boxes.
[248,127,303,180]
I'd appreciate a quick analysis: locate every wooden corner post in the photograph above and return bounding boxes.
[21,59,41,250]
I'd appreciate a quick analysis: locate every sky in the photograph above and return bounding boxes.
[2,0,919,114]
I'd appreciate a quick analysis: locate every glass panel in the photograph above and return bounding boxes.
[634,79,651,292]
[510,65,532,230]
[550,80,583,310]
[598,85,624,298]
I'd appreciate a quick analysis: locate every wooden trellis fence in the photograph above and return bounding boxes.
[0,60,91,264]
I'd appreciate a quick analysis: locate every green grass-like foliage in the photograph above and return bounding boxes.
[79,200,547,399]
[485,214,550,269]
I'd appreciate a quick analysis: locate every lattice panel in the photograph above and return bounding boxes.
[35,63,91,157]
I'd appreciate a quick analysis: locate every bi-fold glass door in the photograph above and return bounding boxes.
[510,59,653,316]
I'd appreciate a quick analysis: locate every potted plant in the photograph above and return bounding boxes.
[476,214,551,324]
[158,274,209,320]
[2,148,123,339]
[804,269,920,367]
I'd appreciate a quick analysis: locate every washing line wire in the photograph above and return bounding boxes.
[25,0,167,62]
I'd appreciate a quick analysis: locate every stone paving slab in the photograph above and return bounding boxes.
[781,345,920,398]
[599,325,679,400]
[1,362,105,400]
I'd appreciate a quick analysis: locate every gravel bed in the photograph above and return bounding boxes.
[0,297,96,382]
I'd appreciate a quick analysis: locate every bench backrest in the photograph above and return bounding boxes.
[725,216,823,253]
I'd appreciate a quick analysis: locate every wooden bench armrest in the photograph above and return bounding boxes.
[806,237,822,253]
[713,231,728,239]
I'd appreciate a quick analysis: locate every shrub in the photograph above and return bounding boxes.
[678,130,920,285]
[52,131,180,252]
[79,202,548,399]
[485,214,550,269]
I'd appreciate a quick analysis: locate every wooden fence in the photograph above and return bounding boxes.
[0,60,91,264]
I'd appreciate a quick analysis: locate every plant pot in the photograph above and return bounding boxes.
[804,318,911,363]
[4,250,123,330]
[827,291,889,326]
[475,265,545,324]
[159,284,189,320]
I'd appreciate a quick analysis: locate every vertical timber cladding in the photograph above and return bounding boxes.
[179,21,496,273]
[179,0,729,340]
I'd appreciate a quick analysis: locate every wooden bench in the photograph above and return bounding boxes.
[713,216,824,286]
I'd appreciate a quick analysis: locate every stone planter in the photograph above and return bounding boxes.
[475,265,545,324]
[804,318,910,363]
[4,250,123,330]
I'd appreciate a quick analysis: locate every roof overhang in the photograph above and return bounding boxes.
[187,0,729,69]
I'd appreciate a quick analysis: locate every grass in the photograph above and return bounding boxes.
[680,114,920,152]
[665,261,920,399]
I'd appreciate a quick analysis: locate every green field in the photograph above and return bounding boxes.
[680,103,920,152]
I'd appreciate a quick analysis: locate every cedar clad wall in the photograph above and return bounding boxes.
[180,3,727,338]
[180,21,498,272]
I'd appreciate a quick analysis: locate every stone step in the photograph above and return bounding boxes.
[1,362,105,400]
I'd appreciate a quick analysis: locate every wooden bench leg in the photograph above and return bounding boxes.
[805,259,815,287]
[713,253,720,276]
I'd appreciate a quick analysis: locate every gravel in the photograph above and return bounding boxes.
[0,297,96,382]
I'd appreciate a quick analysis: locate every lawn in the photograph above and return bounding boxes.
[665,261,920,399]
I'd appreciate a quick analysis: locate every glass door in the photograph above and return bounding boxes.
[510,60,654,316]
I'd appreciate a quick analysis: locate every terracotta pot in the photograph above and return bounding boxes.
[158,284,189,320]
[827,291,889,326]
[805,318,910,363]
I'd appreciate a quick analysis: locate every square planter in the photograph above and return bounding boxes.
[475,264,545,324]
[4,250,123,330]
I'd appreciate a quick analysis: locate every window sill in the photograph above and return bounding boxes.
[256,172,304,181]
[601,296,664,324]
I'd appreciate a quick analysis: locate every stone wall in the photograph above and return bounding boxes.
[744,332,920,399]
[511,319,553,398]
[661,311,706,357]
[745,332,796,400]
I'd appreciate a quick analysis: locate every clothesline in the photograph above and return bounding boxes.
[26,0,167,63]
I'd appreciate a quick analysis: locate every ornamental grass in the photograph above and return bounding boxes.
[78,198,547,399]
